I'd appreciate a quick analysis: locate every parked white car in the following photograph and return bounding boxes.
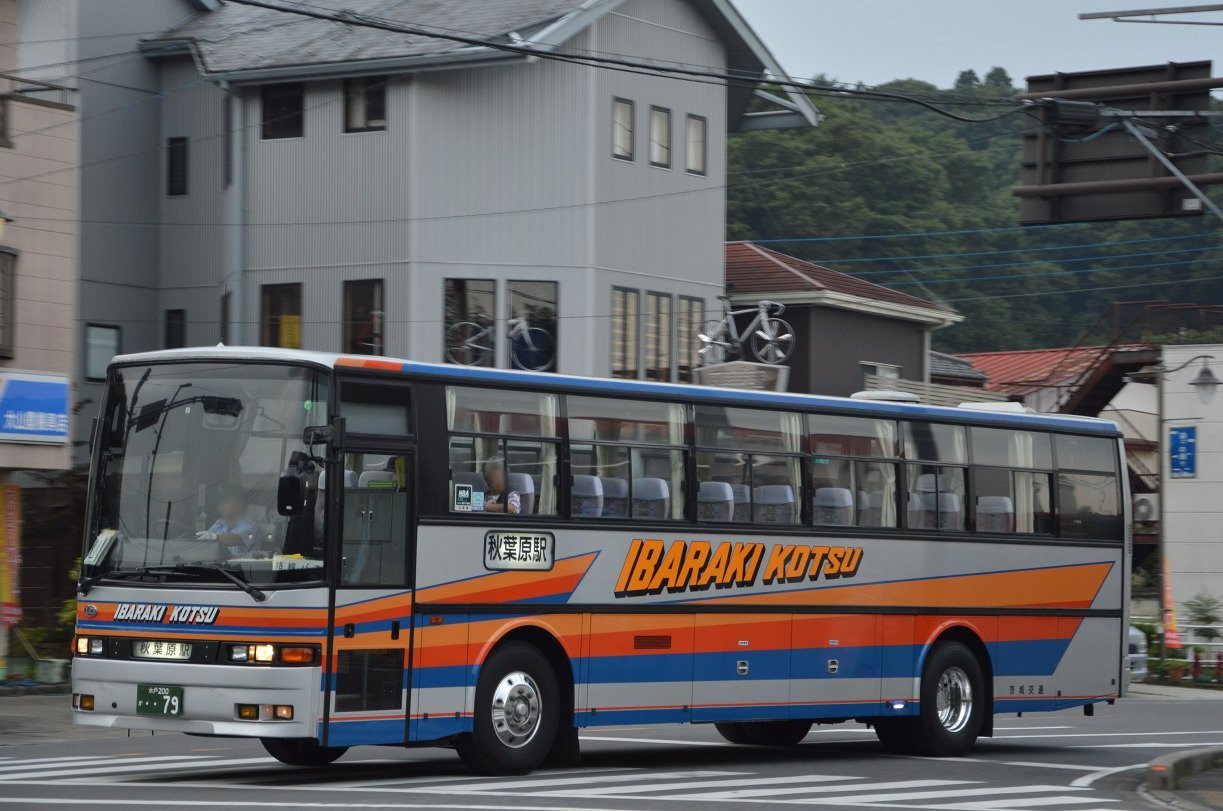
[1127,626,1149,684]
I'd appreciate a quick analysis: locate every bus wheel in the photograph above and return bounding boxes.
[714,720,812,746]
[456,642,560,775]
[875,641,985,756]
[261,737,347,767]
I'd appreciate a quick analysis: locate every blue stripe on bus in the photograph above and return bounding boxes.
[323,717,407,746]
[411,715,472,741]
[387,360,1120,436]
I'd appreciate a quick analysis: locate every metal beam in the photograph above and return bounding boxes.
[1015,75,1223,100]
[1014,171,1223,196]
[1079,4,1223,19]
[1121,118,1223,223]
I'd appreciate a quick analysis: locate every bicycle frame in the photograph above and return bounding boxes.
[715,298,784,345]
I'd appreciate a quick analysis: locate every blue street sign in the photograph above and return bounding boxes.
[1169,426,1197,479]
[0,373,69,445]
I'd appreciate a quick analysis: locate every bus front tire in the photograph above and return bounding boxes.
[874,640,985,757]
[714,720,812,747]
[456,642,560,775]
[261,737,347,767]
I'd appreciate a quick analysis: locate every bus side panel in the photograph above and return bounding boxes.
[691,614,792,722]
[410,613,471,742]
[994,617,1121,713]
[789,614,884,720]
[880,615,918,710]
[583,614,694,726]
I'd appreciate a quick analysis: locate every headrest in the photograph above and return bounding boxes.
[571,475,603,497]
[754,484,795,505]
[452,471,489,492]
[634,477,669,500]
[599,477,629,498]
[976,496,1013,514]
[698,480,734,503]
[814,487,854,508]
[506,472,535,494]
[358,470,395,487]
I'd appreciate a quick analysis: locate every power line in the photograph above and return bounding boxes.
[944,270,1223,303]
[883,250,1223,287]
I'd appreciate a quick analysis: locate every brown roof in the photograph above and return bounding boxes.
[725,242,952,314]
[962,344,1156,398]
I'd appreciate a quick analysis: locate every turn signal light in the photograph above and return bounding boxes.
[237,704,259,720]
[278,646,315,665]
[79,694,95,711]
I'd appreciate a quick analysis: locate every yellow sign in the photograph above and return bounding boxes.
[0,485,21,628]
[279,315,303,349]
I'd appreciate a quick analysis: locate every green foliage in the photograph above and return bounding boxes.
[1185,591,1222,642]
[727,69,1223,353]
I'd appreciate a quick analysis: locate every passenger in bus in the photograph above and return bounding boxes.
[195,484,258,557]
[482,461,521,514]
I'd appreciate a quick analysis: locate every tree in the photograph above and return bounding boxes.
[1184,591,1222,643]
[982,67,1014,95]
[953,69,980,91]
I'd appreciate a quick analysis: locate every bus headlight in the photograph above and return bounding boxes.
[252,644,275,663]
[228,644,249,662]
[75,637,104,656]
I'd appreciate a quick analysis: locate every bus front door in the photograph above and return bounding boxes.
[324,453,415,748]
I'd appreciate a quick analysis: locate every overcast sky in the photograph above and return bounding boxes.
[733,1,1221,89]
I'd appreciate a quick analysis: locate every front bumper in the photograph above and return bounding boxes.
[72,656,322,738]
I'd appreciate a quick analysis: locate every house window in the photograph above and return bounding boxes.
[164,309,186,349]
[223,95,233,187]
[343,279,384,355]
[443,279,495,367]
[344,76,387,132]
[649,106,671,168]
[612,98,634,160]
[85,324,120,382]
[676,295,704,382]
[686,114,707,175]
[0,250,14,359]
[862,362,901,384]
[260,283,303,348]
[611,287,639,380]
[261,82,304,139]
[644,292,673,382]
[507,281,557,372]
[166,137,188,196]
[220,292,231,344]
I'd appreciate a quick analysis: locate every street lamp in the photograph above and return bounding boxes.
[1188,359,1220,405]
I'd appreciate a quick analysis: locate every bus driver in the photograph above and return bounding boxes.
[196,484,258,557]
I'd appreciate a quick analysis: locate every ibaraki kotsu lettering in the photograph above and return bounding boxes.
[614,539,863,597]
[112,604,220,625]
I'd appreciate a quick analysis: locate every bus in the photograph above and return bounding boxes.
[72,346,1129,775]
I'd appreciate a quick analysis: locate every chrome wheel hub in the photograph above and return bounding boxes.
[935,666,973,734]
[490,671,541,748]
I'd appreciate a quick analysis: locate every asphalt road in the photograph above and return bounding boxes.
[0,683,1220,810]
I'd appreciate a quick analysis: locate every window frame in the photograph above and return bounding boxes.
[223,95,233,187]
[612,97,634,161]
[165,136,188,196]
[261,82,305,140]
[970,464,1055,536]
[507,279,559,374]
[342,76,388,134]
[643,291,674,383]
[164,309,186,349]
[84,323,121,382]
[260,282,304,349]
[0,248,15,359]
[343,278,385,356]
[685,113,707,176]
[611,286,640,380]
[649,105,672,169]
[676,295,704,382]
[443,278,497,368]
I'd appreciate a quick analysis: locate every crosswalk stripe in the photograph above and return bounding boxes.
[670,779,966,801]
[3,756,272,782]
[0,755,180,772]
[422,770,740,793]
[331,766,642,790]
[784,784,1087,805]
[936,797,1111,809]
[534,774,856,796]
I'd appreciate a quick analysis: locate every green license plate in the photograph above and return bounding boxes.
[136,684,183,717]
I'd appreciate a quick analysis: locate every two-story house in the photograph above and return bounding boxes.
[68,0,818,445]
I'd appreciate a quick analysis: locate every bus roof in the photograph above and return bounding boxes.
[112,346,1122,437]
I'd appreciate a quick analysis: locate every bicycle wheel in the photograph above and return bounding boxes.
[445,322,493,366]
[698,319,731,365]
[749,317,794,364]
[511,327,556,372]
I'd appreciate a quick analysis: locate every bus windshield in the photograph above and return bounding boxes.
[84,362,330,588]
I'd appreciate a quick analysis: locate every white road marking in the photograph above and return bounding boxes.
[0,801,647,810]
[421,769,740,793]
[0,755,176,772]
[1069,741,1223,749]
[1069,763,1146,787]
[997,729,1223,740]
[533,774,855,796]
[329,766,642,790]
[0,755,224,781]
[935,797,1107,809]
[992,726,1074,731]
[671,779,964,801]
[782,784,1087,805]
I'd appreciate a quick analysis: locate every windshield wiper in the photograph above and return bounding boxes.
[80,564,267,602]
[172,564,267,602]
[80,566,199,595]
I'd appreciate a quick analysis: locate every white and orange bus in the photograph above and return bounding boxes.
[73,347,1129,774]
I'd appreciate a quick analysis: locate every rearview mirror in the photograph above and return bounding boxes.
[277,474,306,517]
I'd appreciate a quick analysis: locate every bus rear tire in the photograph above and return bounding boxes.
[261,737,347,767]
[456,642,560,775]
[874,641,985,757]
[714,720,812,747]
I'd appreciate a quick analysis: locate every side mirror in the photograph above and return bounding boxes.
[277,474,306,516]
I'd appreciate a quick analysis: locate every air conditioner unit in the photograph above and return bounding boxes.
[1133,494,1160,523]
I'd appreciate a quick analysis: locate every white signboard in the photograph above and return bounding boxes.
[484,531,553,571]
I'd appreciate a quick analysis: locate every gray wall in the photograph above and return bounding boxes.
[787,305,929,397]
[72,0,203,454]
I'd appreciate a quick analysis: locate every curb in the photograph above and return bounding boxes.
[0,683,70,697]
[1147,746,1223,791]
